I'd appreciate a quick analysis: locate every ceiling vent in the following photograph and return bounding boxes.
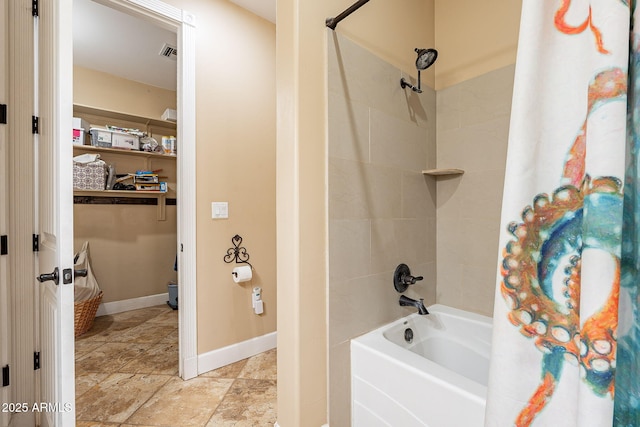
[159,43,178,60]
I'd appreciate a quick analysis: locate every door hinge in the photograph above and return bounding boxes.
[0,104,6,124]
[32,234,39,252]
[32,0,39,17]
[32,116,39,134]
[1,235,7,255]
[33,352,40,370]
[2,365,8,387]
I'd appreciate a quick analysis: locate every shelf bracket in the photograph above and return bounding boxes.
[157,194,166,221]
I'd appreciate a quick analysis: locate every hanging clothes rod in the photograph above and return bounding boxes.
[326,0,370,30]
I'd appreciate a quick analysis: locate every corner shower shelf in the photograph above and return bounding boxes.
[422,168,465,176]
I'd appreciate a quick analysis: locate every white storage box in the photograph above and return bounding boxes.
[90,127,140,150]
[161,108,177,122]
[73,117,89,130]
[112,131,140,150]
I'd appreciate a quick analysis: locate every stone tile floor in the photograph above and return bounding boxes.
[75,305,277,426]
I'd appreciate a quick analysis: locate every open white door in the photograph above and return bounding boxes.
[34,0,75,425]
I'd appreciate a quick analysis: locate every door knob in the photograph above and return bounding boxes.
[37,267,59,286]
[74,269,88,278]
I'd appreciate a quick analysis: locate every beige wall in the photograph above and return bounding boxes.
[159,0,277,354]
[73,205,178,302]
[277,1,434,425]
[331,0,437,87]
[328,32,437,425]
[73,66,178,303]
[436,64,514,316]
[74,66,176,119]
[434,0,521,89]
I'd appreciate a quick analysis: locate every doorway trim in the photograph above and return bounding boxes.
[93,0,198,380]
[0,0,9,424]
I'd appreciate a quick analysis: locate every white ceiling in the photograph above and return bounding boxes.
[73,0,178,90]
[228,0,276,24]
[73,0,275,91]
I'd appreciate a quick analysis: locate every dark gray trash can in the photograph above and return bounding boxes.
[167,281,178,310]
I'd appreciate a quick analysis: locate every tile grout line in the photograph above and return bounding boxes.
[76,307,179,425]
[120,373,175,426]
[106,310,176,425]
[76,306,277,425]
[203,377,239,427]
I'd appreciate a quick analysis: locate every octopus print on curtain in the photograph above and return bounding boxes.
[485,0,640,426]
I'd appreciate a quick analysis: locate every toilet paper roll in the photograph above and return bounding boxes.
[232,265,252,283]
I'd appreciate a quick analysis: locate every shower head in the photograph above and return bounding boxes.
[415,48,438,70]
[401,47,438,94]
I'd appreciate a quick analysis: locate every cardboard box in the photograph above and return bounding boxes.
[73,159,107,190]
[112,131,140,150]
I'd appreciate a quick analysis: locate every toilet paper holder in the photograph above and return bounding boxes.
[224,234,253,270]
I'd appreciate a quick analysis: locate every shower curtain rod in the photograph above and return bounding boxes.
[326,0,370,30]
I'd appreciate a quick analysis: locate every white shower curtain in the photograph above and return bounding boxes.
[486,0,640,425]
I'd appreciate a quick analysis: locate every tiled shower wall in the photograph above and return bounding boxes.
[436,65,515,317]
[327,32,437,426]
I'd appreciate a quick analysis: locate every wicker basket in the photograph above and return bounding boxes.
[74,291,103,338]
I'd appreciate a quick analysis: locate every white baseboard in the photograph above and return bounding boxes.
[182,355,199,380]
[96,293,169,317]
[197,331,277,375]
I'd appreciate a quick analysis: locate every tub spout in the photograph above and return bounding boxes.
[399,295,429,315]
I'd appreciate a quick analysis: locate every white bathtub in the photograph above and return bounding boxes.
[351,304,492,427]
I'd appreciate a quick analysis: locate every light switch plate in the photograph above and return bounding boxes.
[212,202,228,219]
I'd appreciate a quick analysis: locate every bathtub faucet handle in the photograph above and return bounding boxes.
[394,264,424,292]
[404,275,423,285]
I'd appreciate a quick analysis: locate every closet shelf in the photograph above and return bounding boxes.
[422,168,465,176]
[73,106,177,222]
[73,190,168,220]
[73,144,176,160]
[74,104,176,130]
